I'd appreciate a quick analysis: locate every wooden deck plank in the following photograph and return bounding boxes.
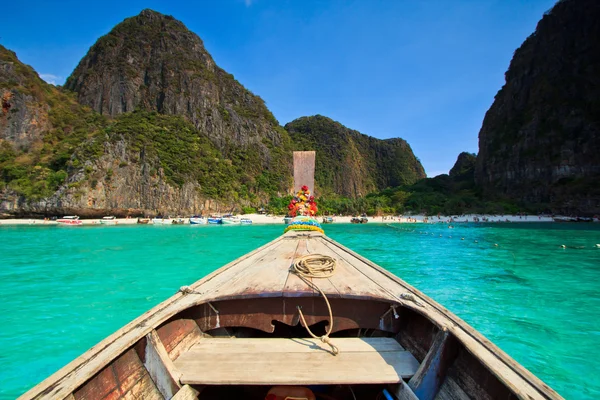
[185,337,404,354]
[282,238,314,296]
[174,338,419,385]
[224,236,303,298]
[307,238,395,300]
[194,239,289,300]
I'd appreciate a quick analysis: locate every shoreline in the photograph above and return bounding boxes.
[0,214,560,226]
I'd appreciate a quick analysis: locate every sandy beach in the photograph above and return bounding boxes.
[0,213,556,226]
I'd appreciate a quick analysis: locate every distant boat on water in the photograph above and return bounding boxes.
[99,216,117,225]
[56,216,82,226]
[284,216,293,224]
[240,218,253,225]
[172,217,186,225]
[322,216,334,224]
[189,216,207,225]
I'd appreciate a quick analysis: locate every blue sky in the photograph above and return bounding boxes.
[3,0,557,177]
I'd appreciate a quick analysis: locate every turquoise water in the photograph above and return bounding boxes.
[0,223,599,399]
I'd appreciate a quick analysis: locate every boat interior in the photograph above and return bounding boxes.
[23,232,557,400]
[58,296,525,400]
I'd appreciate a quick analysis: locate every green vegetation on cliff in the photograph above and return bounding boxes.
[286,115,425,198]
[0,45,107,200]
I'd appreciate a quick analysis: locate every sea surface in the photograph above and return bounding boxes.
[0,222,599,399]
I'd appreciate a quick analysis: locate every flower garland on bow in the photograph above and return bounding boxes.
[287,185,318,217]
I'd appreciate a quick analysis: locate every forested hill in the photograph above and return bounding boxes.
[1,10,429,217]
[286,115,425,198]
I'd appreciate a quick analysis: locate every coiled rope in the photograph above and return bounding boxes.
[291,254,339,355]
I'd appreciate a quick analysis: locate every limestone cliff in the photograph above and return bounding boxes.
[64,9,284,156]
[286,115,425,197]
[0,42,290,217]
[1,46,53,148]
[476,0,600,213]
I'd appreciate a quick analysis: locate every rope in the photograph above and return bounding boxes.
[291,254,339,355]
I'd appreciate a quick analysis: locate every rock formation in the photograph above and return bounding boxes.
[64,9,283,156]
[476,0,600,214]
[1,10,428,217]
[286,115,425,197]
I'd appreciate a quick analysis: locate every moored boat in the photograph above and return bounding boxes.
[322,216,334,224]
[284,216,293,224]
[152,216,173,225]
[240,217,252,225]
[17,229,563,400]
[221,214,241,224]
[137,217,151,224]
[172,217,186,225]
[56,216,82,226]
[99,216,117,225]
[189,216,207,225]
[207,215,222,224]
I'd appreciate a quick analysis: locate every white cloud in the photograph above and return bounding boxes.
[39,74,62,85]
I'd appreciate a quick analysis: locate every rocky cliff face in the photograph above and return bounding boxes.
[0,46,52,148]
[476,0,600,213]
[1,11,294,217]
[64,9,284,156]
[1,9,429,216]
[286,115,425,197]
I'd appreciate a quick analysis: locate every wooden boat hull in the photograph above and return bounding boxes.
[18,231,562,400]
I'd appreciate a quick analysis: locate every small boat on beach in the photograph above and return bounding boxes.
[18,229,563,400]
[172,217,186,225]
[99,216,117,225]
[189,216,207,225]
[221,214,241,224]
[56,216,82,226]
[240,217,253,225]
[152,216,173,225]
[137,217,151,224]
[322,216,334,224]
[207,215,222,224]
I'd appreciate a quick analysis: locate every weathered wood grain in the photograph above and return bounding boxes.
[293,151,315,194]
[144,330,182,398]
[175,338,419,385]
[171,384,200,400]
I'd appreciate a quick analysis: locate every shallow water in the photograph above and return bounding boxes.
[0,222,599,399]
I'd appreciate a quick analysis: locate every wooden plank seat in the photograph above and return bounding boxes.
[174,337,419,385]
